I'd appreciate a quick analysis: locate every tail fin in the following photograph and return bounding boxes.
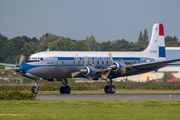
[142,23,166,59]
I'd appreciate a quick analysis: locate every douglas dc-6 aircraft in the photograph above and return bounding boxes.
[1,23,180,94]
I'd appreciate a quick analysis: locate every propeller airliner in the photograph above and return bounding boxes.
[1,23,180,94]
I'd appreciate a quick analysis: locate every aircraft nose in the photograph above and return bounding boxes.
[20,63,29,72]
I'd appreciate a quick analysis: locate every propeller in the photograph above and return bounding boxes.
[101,52,128,80]
[71,55,88,78]
[101,52,114,80]
[14,54,25,84]
[19,74,23,84]
[108,52,113,64]
[19,55,25,66]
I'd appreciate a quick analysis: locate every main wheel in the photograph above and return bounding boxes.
[59,86,71,94]
[104,85,110,94]
[60,86,65,94]
[32,86,38,94]
[109,85,116,94]
[64,86,71,94]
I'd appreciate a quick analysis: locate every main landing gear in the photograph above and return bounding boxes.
[104,78,116,94]
[32,79,38,94]
[59,78,71,94]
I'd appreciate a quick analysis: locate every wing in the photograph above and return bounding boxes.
[0,63,17,67]
[132,58,180,69]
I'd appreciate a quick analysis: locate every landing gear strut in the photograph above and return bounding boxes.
[59,78,71,94]
[32,79,38,94]
[104,78,116,94]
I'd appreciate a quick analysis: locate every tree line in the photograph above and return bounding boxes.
[0,29,179,63]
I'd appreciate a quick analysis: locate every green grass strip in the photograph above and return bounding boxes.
[0,100,180,120]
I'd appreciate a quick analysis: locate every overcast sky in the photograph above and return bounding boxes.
[0,0,180,43]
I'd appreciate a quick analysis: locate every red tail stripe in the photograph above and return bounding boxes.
[159,23,164,36]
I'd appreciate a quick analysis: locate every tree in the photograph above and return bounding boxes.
[84,35,101,51]
[142,29,149,47]
[162,72,171,82]
[165,36,180,47]
[138,31,143,43]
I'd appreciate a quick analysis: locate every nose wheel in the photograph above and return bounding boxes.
[31,79,38,94]
[59,78,71,94]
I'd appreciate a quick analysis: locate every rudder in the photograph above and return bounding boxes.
[142,23,166,59]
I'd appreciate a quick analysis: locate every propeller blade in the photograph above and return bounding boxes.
[101,69,111,80]
[90,80,94,84]
[84,55,88,67]
[87,76,93,81]
[31,80,34,86]
[108,52,113,64]
[19,74,23,84]
[124,67,126,73]
[71,71,81,78]
[19,54,25,66]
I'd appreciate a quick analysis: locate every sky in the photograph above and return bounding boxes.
[0,0,180,43]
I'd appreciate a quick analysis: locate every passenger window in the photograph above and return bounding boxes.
[56,61,58,64]
[102,61,104,64]
[106,61,108,65]
[97,61,99,64]
[92,61,95,64]
[78,61,80,65]
[62,61,64,64]
[88,61,90,64]
[74,61,76,64]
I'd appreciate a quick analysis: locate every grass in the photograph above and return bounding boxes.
[0,100,180,120]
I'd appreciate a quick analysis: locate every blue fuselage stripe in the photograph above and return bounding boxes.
[21,57,144,72]
[56,57,141,61]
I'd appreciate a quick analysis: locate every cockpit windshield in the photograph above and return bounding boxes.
[28,56,43,62]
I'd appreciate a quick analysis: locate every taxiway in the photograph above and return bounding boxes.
[36,93,180,100]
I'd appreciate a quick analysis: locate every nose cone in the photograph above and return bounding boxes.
[20,63,26,72]
[20,63,39,72]
[20,63,32,72]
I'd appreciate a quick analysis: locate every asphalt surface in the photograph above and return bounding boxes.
[36,93,180,100]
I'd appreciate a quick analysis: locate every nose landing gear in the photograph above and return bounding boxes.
[31,79,38,94]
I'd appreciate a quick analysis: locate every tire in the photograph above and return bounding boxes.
[65,86,71,94]
[104,85,110,94]
[32,86,38,94]
[60,86,65,94]
[110,85,116,94]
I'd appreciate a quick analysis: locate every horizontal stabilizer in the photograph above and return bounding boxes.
[132,58,180,69]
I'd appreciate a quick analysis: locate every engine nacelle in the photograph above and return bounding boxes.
[81,66,102,77]
[111,61,129,73]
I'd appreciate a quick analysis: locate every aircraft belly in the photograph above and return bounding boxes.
[27,66,80,78]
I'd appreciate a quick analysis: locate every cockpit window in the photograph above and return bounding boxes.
[28,57,31,60]
[32,57,37,60]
